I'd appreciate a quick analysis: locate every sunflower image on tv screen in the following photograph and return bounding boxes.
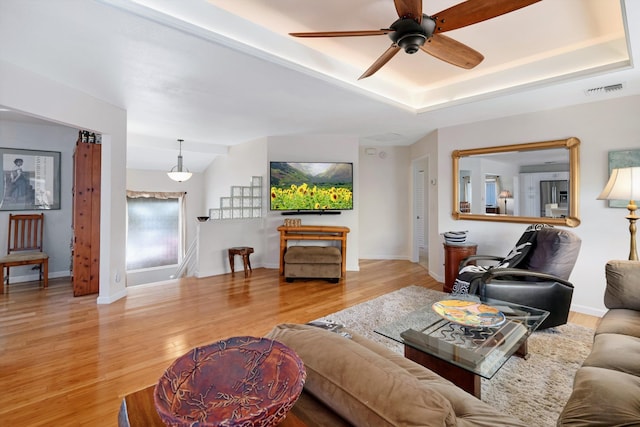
[270,162,353,211]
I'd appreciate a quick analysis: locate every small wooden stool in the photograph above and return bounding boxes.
[228,247,254,277]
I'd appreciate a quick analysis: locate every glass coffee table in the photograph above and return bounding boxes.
[375,295,549,399]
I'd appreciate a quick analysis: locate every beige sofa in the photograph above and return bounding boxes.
[266,323,527,426]
[558,260,640,426]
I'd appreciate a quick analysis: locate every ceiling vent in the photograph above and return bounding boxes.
[584,83,624,96]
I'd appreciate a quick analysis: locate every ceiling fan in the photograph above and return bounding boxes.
[290,0,541,79]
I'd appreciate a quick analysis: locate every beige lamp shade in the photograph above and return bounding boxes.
[598,166,640,261]
[597,167,640,201]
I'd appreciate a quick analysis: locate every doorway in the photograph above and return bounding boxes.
[412,157,429,270]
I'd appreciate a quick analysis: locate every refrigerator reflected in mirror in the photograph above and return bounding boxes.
[540,180,569,217]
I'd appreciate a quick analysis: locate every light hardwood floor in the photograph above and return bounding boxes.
[0,260,598,425]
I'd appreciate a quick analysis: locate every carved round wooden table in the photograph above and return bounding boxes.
[154,336,306,426]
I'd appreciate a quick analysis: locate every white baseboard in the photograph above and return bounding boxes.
[359,255,408,260]
[6,270,70,284]
[570,303,606,318]
[259,263,362,272]
[429,271,444,284]
[97,288,127,304]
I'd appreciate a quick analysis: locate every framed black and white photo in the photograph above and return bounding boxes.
[0,148,61,211]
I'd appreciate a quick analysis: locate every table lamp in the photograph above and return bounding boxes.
[597,167,640,260]
[498,190,512,214]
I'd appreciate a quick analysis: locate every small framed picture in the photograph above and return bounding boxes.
[0,147,61,210]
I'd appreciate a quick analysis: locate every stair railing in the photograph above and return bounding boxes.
[172,236,198,279]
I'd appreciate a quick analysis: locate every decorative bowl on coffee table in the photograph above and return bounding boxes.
[154,336,306,426]
[432,299,506,327]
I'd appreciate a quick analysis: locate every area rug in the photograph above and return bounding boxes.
[314,285,594,427]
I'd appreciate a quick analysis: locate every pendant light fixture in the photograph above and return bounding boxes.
[167,138,192,182]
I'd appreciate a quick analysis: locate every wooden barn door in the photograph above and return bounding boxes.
[72,131,101,296]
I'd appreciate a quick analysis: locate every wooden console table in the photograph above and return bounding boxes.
[277,225,350,276]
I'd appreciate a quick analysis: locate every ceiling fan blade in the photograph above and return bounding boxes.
[359,44,401,80]
[420,34,484,69]
[394,0,422,22]
[290,30,391,38]
[432,0,541,33]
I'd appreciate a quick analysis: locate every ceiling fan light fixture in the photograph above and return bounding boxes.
[388,16,434,54]
[167,138,193,182]
[288,0,540,79]
[396,33,427,53]
[420,15,437,35]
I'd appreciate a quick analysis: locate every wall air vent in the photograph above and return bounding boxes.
[584,83,624,96]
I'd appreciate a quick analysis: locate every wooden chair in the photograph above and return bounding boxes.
[0,213,49,293]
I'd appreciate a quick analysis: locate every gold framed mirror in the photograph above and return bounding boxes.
[452,137,580,227]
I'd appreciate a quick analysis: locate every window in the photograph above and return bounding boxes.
[485,178,497,206]
[126,192,185,271]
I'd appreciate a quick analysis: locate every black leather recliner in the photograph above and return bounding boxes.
[455,225,581,329]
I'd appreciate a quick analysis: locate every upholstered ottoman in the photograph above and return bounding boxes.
[284,246,342,283]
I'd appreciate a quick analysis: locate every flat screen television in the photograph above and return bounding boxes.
[270,161,353,212]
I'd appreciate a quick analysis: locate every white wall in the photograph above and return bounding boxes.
[196,218,265,278]
[266,135,360,271]
[195,138,269,278]
[125,169,205,285]
[359,145,412,259]
[0,120,76,282]
[205,138,268,213]
[198,134,360,277]
[0,59,128,303]
[425,94,640,316]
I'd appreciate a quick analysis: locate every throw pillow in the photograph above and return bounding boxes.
[604,260,640,310]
